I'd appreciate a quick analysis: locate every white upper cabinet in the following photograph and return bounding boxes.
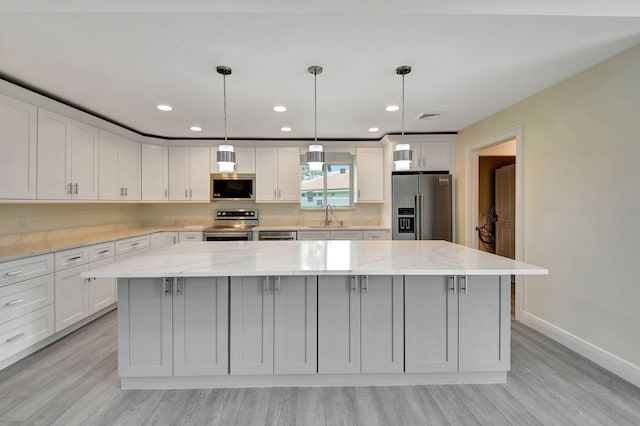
[0,93,37,199]
[168,146,210,201]
[409,141,452,172]
[37,108,99,200]
[356,147,383,202]
[141,144,169,201]
[210,146,255,174]
[98,131,141,201]
[255,147,300,202]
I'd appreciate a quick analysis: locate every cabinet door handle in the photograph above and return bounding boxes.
[185,189,188,199]
[278,189,281,199]
[351,276,357,292]
[163,278,172,296]
[5,298,24,306]
[460,275,468,294]
[67,182,73,195]
[275,276,281,293]
[263,277,270,292]
[125,187,128,196]
[189,189,192,198]
[362,275,368,293]
[74,183,79,195]
[5,270,24,276]
[273,189,277,198]
[175,277,182,295]
[120,187,124,196]
[165,189,168,199]
[449,276,457,294]
[6,333,24,343]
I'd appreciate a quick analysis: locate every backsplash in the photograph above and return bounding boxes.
[140,201,384,227]
[0,201,385,240]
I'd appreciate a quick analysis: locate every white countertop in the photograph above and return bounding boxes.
[84,240,548,278]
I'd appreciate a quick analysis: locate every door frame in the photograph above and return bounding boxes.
[465,125,525,321]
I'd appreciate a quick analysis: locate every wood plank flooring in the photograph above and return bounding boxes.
[0,310,639,425]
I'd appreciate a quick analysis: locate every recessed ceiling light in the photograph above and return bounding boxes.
[368,127,380,132]
[273,106,287,112]
[190,126,202,132]
[385,105,399,112]
[280,126,292,132]
[156,104,173,111]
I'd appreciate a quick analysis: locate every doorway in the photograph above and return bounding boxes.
[465,126,524,321]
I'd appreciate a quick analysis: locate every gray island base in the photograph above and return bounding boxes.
[85,240,548,389]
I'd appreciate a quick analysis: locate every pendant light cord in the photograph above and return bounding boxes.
[401,73,405,136]
[314,71,318,142]
[223,73,228,142]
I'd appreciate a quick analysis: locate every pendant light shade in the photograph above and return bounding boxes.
[216,66,236,173]
[393,65,412,171]
[306,65,324,171]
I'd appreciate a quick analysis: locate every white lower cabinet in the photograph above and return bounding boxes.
[54,264,89,332]
[118,277,228,378]
[405,275,457,373]
[318,275,403,374]
[88,257,116,315]
[174,277,228,376]
[458,275,510,372]
[230,276,317,375]
[405,275,510,373]
[179,231,203,242]
[0,306,54,361]
[150,232,178,251]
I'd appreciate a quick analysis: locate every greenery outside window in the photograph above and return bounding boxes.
[300,153,354,209]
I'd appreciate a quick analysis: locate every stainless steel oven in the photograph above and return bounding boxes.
[203,209,257,241]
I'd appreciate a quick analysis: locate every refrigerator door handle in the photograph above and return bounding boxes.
[414,193,420,240]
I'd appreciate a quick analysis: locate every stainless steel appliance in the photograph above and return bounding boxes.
[203,209,257,241]
[258,231,297,241]
[210,173,255,201]
[392,172,452,241]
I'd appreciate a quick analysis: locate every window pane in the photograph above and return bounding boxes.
[326,164,351,207]
[300,164,324,209]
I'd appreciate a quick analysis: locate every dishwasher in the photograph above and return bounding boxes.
[258,231,297,241]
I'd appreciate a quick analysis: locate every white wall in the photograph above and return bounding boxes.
[455,44,640,374]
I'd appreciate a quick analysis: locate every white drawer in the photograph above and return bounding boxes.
[330,230,363,240]
[363,230,390,240]
[0,274,54,325]
[115,246,149,261]
[178,231,203,242]
[115,236,150,256]
[297,231,330,240]
[0,254,54,287]
[54,247,90,271]
[88,242,115,262]
[0,305,54,363]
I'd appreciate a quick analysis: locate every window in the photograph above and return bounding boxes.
[300,154,353,209]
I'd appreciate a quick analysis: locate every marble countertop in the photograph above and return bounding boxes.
[0,225,390,263]
[0,225,206,263]
[84,240,548,278]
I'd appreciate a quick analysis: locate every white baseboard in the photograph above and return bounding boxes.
[520,311,640,389]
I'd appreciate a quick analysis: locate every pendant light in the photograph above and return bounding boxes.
[306,65,324,172]
[216,66,236,173]
[393,65,413,171]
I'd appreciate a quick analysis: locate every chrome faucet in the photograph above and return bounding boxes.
[325,204,334,226]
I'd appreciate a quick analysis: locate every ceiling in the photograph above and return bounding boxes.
[1,1,639,140]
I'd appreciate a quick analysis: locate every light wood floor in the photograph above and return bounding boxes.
[1,311,639,425]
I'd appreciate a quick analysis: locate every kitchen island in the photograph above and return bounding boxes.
[85,240,547,389]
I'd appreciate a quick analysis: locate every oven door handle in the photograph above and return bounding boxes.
[204,232,252,241]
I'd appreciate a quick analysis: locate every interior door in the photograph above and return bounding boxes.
[495,164,516,259]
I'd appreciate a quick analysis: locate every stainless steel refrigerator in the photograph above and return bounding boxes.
[392,172,452,241]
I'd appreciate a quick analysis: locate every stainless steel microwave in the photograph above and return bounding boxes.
[210,173,255,201]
